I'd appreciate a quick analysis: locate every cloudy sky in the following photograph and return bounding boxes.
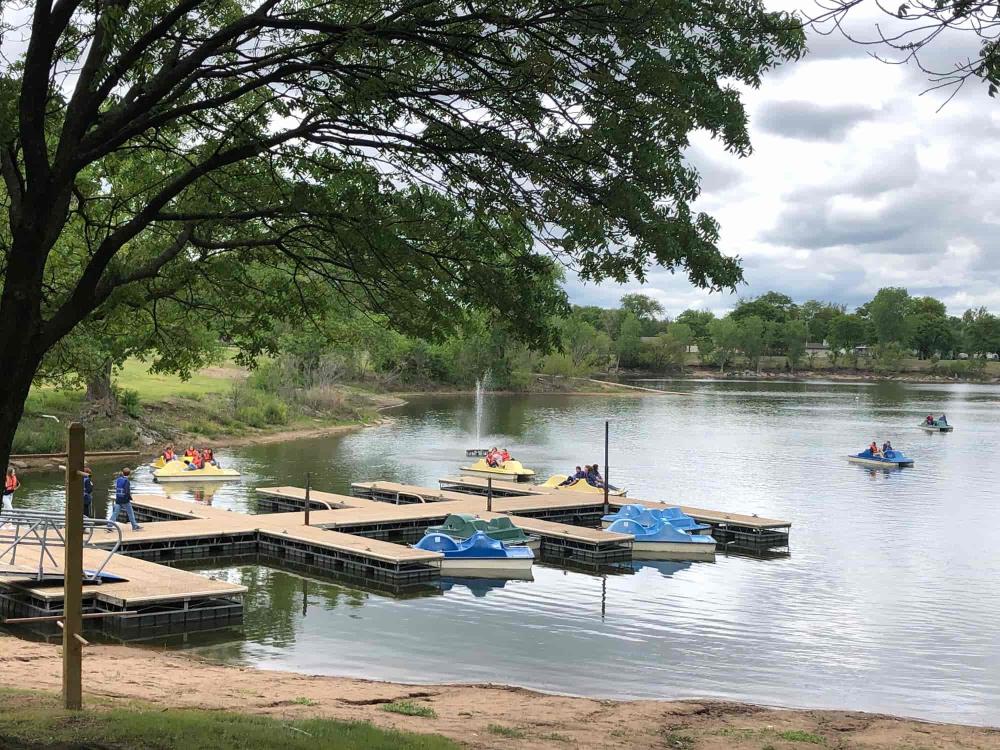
[565,4,1000,318]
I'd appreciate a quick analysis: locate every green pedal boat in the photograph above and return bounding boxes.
[425,513,540,550]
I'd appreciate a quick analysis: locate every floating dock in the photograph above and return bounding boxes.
[114,496,444,591]
[1,470,789,640]
[256,487,633,566]
[0,547,245,638]
[381,477,791,554]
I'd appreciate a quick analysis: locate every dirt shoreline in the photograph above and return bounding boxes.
[0,638,994,749]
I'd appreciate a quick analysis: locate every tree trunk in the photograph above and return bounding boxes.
[85,360,117,413]
[0,351,43,470]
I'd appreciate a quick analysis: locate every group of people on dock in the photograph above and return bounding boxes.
[484,447,512,467]
[161,444,220,470]
[559,463,613,489]
[925,414,947,425]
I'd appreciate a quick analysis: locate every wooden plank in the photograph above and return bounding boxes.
[0,549,247,605]
[257,525,442,564]
[256,486,372,509]
[438,475,545,496]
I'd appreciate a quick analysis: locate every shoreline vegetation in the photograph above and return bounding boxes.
[12,359,997,471]
[0,638,994,750]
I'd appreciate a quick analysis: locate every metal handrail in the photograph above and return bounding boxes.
[0,509,122,582]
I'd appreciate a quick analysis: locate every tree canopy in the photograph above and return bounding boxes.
[0,0,805,465]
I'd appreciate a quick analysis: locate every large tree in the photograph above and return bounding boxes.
[0,1,802,467]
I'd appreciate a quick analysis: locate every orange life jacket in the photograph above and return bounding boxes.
[4,475,17,493]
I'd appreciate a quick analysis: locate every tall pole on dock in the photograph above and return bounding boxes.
[304,472,311,526]
[603,420,610,516]
[487,476,493,512]
[63,423,84,710]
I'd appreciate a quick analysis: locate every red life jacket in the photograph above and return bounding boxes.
[4,475,17,493]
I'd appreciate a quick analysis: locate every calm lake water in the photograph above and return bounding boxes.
[11,380,1000,725]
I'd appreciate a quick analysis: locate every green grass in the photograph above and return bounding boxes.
[0,689,456,749]
[486,724,527,739]
[381,700,437,718]
[292,696,318,706]
[775,729,825,744]
[115,358,238,400]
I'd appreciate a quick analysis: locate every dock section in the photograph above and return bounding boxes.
[260,486,633,566]
[0,547,246,638]
[117,495,444,591]
[402,477,789,554]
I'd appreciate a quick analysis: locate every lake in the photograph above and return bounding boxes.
[10,379,1000,725]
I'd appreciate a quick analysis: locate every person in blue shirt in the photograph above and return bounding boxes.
[106,467,142,532]
[82,466,93,518]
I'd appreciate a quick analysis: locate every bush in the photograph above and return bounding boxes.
[932,359,987,379]
[236,406,268,428]
[263,401,288,425]
[247,360,284,394]
[88,425,137,451]
[11,419,65,454]
[116,388,142,418]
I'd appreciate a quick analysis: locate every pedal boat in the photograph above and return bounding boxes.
[413,531,534,576]
[539,474,627,497]
[460,458,535,482]
[425,513,540,550]
[602,504,711,534]
[153,459,241,482]
[918,419,953,432]
[607,518,716,561]
[846,448,914,468]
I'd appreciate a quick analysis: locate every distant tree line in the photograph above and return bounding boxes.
[266,287,1000,388]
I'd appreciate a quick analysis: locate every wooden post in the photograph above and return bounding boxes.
[63,422,84,710]
[603,420,610,517]
[304,472,311,526]
[487,476,493,513]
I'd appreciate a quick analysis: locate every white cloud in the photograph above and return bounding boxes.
[568,8,1000,318]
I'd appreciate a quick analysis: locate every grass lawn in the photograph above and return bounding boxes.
[0,689,458,750]
[115,357,242,400]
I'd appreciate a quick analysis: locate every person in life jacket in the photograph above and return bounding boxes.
[107,468,142,532]
[186,450,204,470]
[3,467,19,510]
[162,445,176,462]
[184,446,195,458]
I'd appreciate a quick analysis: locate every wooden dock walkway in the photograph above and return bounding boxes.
[260,486,633,565]
[436,475,791,530]
[121,495,444,587]
[0,546,246,636]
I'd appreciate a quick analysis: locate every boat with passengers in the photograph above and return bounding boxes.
[847,447,914,468]
[919,414,953,432]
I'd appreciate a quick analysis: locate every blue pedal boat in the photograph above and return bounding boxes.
[413,531,534,576]
[847,448,915,468]
[606,518,716,561]
[601,504,711,534]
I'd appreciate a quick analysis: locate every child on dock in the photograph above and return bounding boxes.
[2,467,19,510]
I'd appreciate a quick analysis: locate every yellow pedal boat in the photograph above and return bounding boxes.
[152,456,191,470]
[460,458,536,482]
[153,459,240,483]
[539,474,627,497]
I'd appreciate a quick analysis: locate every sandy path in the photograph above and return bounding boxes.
[0,637,996,749]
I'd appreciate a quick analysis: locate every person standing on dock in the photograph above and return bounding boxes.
[2,467,19,510]
[106,468,142,532]
[82,467,93,519]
